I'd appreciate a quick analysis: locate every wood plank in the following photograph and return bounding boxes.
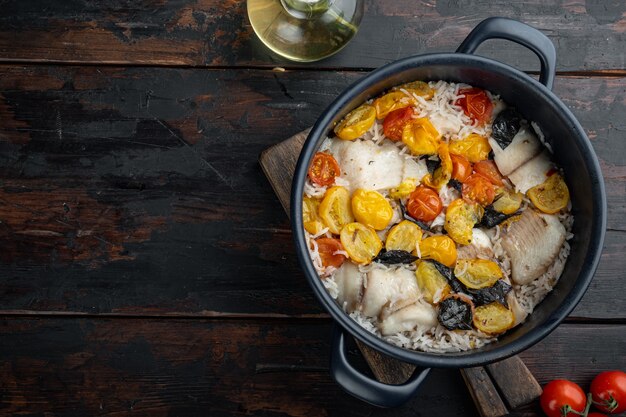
[460,367,509,417]
[485,356,543,409]
[0,65,623,318]
[0,1,624,71]
[0,319,623,416]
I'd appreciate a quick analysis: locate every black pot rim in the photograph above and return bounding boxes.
[290,52,607,368]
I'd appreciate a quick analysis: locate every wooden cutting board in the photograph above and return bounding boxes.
[259,129,542,413]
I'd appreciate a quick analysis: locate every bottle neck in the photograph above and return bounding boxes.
[280,0,333,19]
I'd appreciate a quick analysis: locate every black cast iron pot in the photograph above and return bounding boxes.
[290,17,606,407]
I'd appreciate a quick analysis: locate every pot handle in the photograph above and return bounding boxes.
[329,325,431,407]
[456,17,556,90]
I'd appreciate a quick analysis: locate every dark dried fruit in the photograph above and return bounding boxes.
[438,296,473,330]
[479,206,516,228]
[449,179,463,192]
[467,280,512,307]
[374,249,418,265]
[492,108,522,149]
[426,157,441,175]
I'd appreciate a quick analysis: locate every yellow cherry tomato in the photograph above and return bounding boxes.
[454,259,503,289]
[373,91,416,119]
[395,81,435,100]
[334,104,376,141]
[473,302,515,335]
[415,260,451,304]
[492,190,523,215]
[303,196,325,235]
[351,189,394,231]
[389,177,418,200]
[418,235,457,267]
[340,222,383,264]
[449,133,491,163]
[319,186,354,234]
[385,220,423,252]
[423,143,453,189]
[402,117,441,156]
[444,199,484,246]
[527,173,570,214]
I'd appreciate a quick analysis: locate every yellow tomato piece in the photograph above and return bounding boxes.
[422,143,453,189]
[351,189,393,231]
[340,222,383,264]
[418,235,457,267]
[385,220,423,252]
[473,302,515,335]
[402,118,441,156]
[373,91,416,119]
[527,173,570,214]
[415,260,451,304]
[395,81,435,100]
[319,186,354,234]
[454,259,503,289]
[492,190,523,215]
[303,196,325,235]
[334,104,376,141]
[444,199,484,245]
[449,133,491,163]
[389,177,418,200]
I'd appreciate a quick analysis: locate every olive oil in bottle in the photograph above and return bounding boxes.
[247,0,364,62]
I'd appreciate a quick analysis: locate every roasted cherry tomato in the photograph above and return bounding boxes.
[590,370,626,414]
[415,260,451,304]
[463,173,496,206]
[474,160,504,185]
[406,186,443,222]
[527,173,570,214]
[444,199,484,245]
[302,196,325,235]
[351,189,393,231]
[450,153,472,182]
[419,235,457,267]
[316,238,346,268]
[492,190,523,215]
[340,222,382,264]
[402,117,441,156]
[389,178,418,200]
[423,143,453,190]
[308,152,340,187]
[455,87,494,126]
[473,302,515,334]
[373,91,416,119]
[383,107,414,141]
[334,104,376,140]
[395,81,435,99]
[449,134,491,163]
[454,259,503,289]
[386,220,423,252]
[540,380,587,417]
[319,186,354,234]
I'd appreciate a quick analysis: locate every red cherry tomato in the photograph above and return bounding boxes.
[316,238,346,268]
[406,186,443,222]
[588,413,608,417]
[540,380,587,417]
[308,152,340,187]
[455,87,494,126]
[383,107,414,141]
[590,370,626,414]
[462,173,496,206]
[450,153,472,182]
[474,160,504,185]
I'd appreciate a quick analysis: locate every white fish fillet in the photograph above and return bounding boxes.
[507,292,528,326]
[360,267,419,318]
[500,210,566,285]
[508,150,554,194]
[490,126,542,176]
[379,301,438,336]
[457,228,495,260]
[333,262,364,313]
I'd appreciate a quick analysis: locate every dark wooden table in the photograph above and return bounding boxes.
[0,2,624,416]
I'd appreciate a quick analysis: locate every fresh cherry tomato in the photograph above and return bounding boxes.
[455,87,494,126]
[316,238,346,268]
[450,153,472,182]
[588,413,608,417]
[383,107,414,141]
[406,186,443,222]
[540,380,587,417]
[591,370,626,414]
[462,173,496,206]
[308,152,340,187]
[474,160,504,185]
